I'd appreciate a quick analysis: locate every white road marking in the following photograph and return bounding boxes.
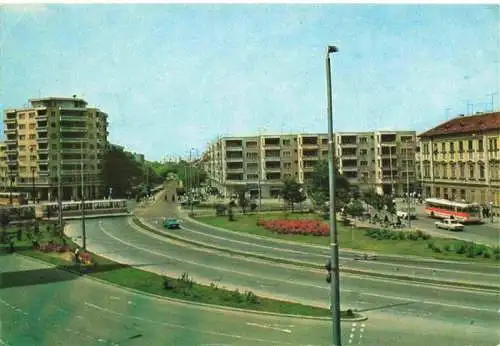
[99,222,499,313]
[245,322,292,333]
[84,301,294,344]
[110,296,120,300]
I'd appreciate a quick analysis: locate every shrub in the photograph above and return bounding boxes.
[443,244,451,252]
[250,203,257,212]
[432,246,442,253]
[215,204,227,216]
[483,251,491,259]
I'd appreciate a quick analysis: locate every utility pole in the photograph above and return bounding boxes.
[189,149,194,215]
[406,148,411,228]
[58,113,63,233]
[325,45,341,346]
[80,130,87,251]
[258,130,262,214]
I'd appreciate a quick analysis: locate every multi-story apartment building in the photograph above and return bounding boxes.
[204,131,417,198]
[1,96,109,201]
[417,111,500,212]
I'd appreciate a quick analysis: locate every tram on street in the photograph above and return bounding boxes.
[35,199,129,219]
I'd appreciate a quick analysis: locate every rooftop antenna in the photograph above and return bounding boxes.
[486,92,498,112]
[445,107,452,119]
[466,100,474,115]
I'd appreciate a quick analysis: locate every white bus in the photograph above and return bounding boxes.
[424,198,482,223]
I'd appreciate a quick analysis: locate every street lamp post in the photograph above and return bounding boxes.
[326,44,342,346]
[31,167,36,204]
[406,149,412,228]
[80,133,87,251]
[9,175,15,205]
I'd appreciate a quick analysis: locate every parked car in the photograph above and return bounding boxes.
[434,218,464,231]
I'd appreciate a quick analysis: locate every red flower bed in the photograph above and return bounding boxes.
[257,219,329,236]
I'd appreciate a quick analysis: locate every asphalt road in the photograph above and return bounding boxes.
[2,254,498,346]
[138,190,500,288]
[66,216,499,331]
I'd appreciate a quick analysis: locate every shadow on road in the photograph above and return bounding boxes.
[0,261,129,290]
[0,252,179,290]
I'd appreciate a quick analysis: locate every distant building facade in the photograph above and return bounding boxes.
[1,96,109,201]
[417,111,500,213]
[203,131,417,198]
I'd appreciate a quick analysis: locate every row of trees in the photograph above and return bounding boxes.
[101,146,163,199]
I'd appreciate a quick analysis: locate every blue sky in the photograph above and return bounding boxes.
[1,4,498,161]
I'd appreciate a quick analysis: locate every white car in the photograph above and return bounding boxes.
[435,218,465,231]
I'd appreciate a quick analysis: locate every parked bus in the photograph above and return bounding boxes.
[424,198,482,223]
[35,199,129,219]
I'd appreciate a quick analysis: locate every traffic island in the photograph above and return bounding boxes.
[192,213,500,264]
[11,232,365,321]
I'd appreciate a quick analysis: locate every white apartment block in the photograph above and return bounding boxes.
[204,131,417,198]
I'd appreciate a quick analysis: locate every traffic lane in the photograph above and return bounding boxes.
[146,216,500,286]
[97,217,500,313]
[3,254,496,346]
[0,255,333,346]
[70,219,499,326]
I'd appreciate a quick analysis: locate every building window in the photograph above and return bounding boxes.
[19,135,25,140]
[460,189,466,201]
[449,142,454,153]
[469,164,475,179]
[282,151,291,157]
[19,124,26,129]
[29,134,36,140]
[479,165,485,179]
[478,139,484,152]
[468,140,473,151]
[459,164,465,178]
[441,142,446,153]
[459,141,464,152]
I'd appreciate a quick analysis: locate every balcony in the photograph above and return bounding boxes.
[342,165,358,171]
[4,127,17,135]
[60,137,85,143]
[226,168,244,173]
[59,115,86,122]
[37,136,48,143]
[37,147,49,153]
[226,156,243,162]
[5,137,17,145]
[37,126,48,132]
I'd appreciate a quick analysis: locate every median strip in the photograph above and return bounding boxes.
[132,216,500,292]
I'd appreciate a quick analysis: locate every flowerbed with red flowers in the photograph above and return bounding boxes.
[257,219,329,236]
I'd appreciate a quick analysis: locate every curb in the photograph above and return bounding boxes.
[12,253,365,322]
[133,216,500,292]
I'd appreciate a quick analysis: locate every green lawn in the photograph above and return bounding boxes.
[5,222,359,318]
[195,213,500,263]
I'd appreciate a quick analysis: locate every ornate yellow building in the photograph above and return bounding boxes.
[418,111,500,214]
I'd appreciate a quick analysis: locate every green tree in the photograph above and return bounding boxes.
[237,190,249,214]
[345,200,365,217]
[306,159,350,212]
[282,178,307,212]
